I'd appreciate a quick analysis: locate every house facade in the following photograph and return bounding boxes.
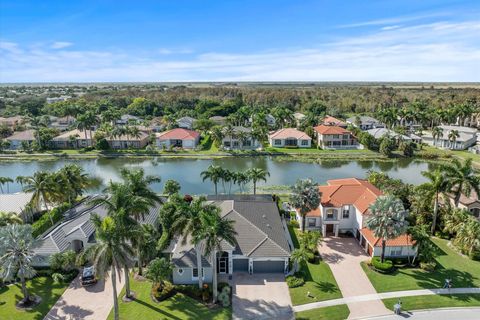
[314,125,360,149]
[107,132,149,149]
[176,116,196,130]
[347,116,385,130]
[366,128,412,142]
[423,125,477,150]
[51,129,94,149]
[221,126,260,150]
[166,195,292,285]
[6,129,36,149]
[156,128,200,149]
[448,191,480,220]
[297,178,416,258]
[268,128,312,148]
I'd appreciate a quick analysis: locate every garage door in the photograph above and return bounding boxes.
[253,260,285,273]
[233,258,249,272]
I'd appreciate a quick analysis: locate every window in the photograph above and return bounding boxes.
[192,268,198,278]
[224,141,231,147]
[274,139,282,146]
[390,247,403,256]
[470,208,480,218]
[301,140,308,146]
[326,209,337,220]
[308,218,316,227]
[178,268,184,275]
[342,205,350,218]
[343,134,349,139]
[333,134,339,139]
[244,140,252,146]
[233,141,239,147]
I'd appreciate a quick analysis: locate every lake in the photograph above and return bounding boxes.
[0,157,436,195]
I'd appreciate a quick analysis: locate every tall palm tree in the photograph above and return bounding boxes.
[201,165,224,195]
[442,158,480,208]
[120,168,162,213]
[291,246,313,272]
[247,168,270,195]
[22,171,57,223]
[366,195,409,263]
[0,224,37,306]
[431,126,443,147]
[455,217,480,256]
[57,164,91,204]
[0,176,13,193]
[223,125,235,149]
[290,179,321,232]
[82,215,134,320]
[0,211,23,226]
[447,129,460,149]
[210,125,225,148]
[192,206,236,303]
[131,224,159,276]
[419,169,449,234]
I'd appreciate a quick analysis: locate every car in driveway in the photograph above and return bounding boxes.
[81,266,97,286]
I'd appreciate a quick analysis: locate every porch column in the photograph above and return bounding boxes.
[248,258,253,275]
[322,224,326,237]
[284,259,289,273]
[228,251,233,275]
[334,225,339,237]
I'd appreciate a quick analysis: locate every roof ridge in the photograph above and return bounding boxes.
[247,237,268,256]
[250,236,291,256]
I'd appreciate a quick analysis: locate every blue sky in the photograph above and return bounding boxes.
[0,0,479,82]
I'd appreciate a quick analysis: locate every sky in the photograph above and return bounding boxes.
[0,0,479,82]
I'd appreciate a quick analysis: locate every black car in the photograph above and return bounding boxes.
[81,266,97,286]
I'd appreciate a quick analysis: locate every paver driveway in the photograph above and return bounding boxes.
[44,273,124,320]
[318,237,390,319]
[232,273,294,320]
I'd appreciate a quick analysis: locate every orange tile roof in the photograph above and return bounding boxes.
[269,128,311,140]
[313,125,351,135]
[156,128,200,140]
[321,116,347,127]
[360,228,415,247]
[297,207,321,217]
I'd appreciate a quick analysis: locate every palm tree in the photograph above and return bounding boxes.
[291,246,313,272]
[0,224,37,307]
[57,164,91,204]
[290,179,321,232]
[0,211,23,226]
[192,206,236,303]
[408,225,436,265]
[132,224,159,276]
[210,126,225,148]
[247,168,270,195]
[442,158,480,208]
[447,129,460,149]
[82,215,134,320]
[366,195,409,263]
[120,168,163,213]
[420,169,449,234]
[234,172,249,193]
[22,171,57,223]
[223,125,235,149]
[455,217,480,256]
[431,126,443,147]
[0,176,14,193]
[201,165,224,195]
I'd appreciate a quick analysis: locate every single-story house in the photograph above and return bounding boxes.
[268,128,312,148]
[51,129,94,149]
[422,125,477,150]
[49,116,76,131]
[156,128,200,149]
[346,116,385,130]
[107,132,149,149]
[165,195,292,285]
[366,128,412,142]
[33,196,161,266]
[314,125,360,149]
[6,129,36,149]
[297,178,416,258]
[176,116,197,130]
[0,116,25,130]
[321,116,347,128]
[222,126,260,150]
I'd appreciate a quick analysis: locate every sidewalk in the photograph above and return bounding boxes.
[364,307,480,320]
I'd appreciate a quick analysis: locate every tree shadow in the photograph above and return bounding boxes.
[232,295,293,320]
[314,281,340,294]
[131,297,183,320]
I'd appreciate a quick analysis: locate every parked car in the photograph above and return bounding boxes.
[81,266,97,286]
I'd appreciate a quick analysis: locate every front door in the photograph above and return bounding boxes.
[326,224,334,233]
[218,252,229,274]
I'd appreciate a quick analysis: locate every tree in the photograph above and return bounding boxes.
[201,165,224,195]
[408,225,436,265]
[442,158,480,208]
[0,224,37,307]
[301,231,322,253]
[82,215,134,320]
[419,169,449,234]
[290,179,320,232]
[379,137,395,157]
[448,129,460,149]
[455,217,480,256]
[366,195,409,263]
[0,211,23,226]
[431,126,443,147]
[120,168,163,216]
[0,176,14,193]
[146,257,173,291]
[132,224,160,276]
[56,164,91,204]
[247,168,270,195]
[22,171,57,222]
[291,247,313,272]
[163,179,181,197]
[192,207,236,303]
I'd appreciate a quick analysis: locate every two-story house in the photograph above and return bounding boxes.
[296,178,416,258]
[314,125,360,149]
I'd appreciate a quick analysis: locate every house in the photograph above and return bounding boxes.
[107,132,149,149]
[49,116,76,131]
[447,191,480,220]
[165,195,292,284]
[116,114,141,126]
[33,196,161,266]
[6,129,36,149]
[51,129,94,149]
[314,125,360,149]
[366,128,412,142]
[221,126,260,150]
[422,125,477,150]
[268,128,312,148]
[0,192,36,221]
[321,115,347,128]
[176,116,197,130]
[346,116,385,130]
[0,116,25,130]
[297,178,416,258]
[156,128,200,149]
[209,116,227,126]
[293,112,306,126]
[249,114,276,127]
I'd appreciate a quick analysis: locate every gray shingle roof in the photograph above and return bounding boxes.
[0,192,33,215]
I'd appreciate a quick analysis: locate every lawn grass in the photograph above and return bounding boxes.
[264,146,375,154]
[0,276,68,320]
[287,225,343,305]
[383,294,480,311]
[362,237,480,293]
[107,276,231,320]
[295,304,350,320]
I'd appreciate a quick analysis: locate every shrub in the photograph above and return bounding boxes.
[95,138,110,150]
[371,257,394,273]
[420,261,436,272]
[32,203,70,238]
[286,274,305,288]
[152,281,175,301]
[176,284,203,300]
[217,286,231,307]
[289,220,300,229]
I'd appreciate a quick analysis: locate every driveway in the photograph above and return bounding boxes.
[232,273,293,320]
[44,273,124,320]
[318,237,389,319]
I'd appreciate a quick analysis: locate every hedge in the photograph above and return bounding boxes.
[32,203,70,238]
[371,257,394,273]
[286,273,305,288]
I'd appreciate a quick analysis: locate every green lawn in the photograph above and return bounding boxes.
[287,225,343,305]
[295,304,350,320]
[362,238,480,293]
[264,146,375,155]
[0,276,68,320]
[107,277,231,320]
[383,294,480,311]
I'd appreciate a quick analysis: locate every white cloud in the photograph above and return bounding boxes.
[337,12,449,28]
[51,41,73,49]
[0,20,479,82]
